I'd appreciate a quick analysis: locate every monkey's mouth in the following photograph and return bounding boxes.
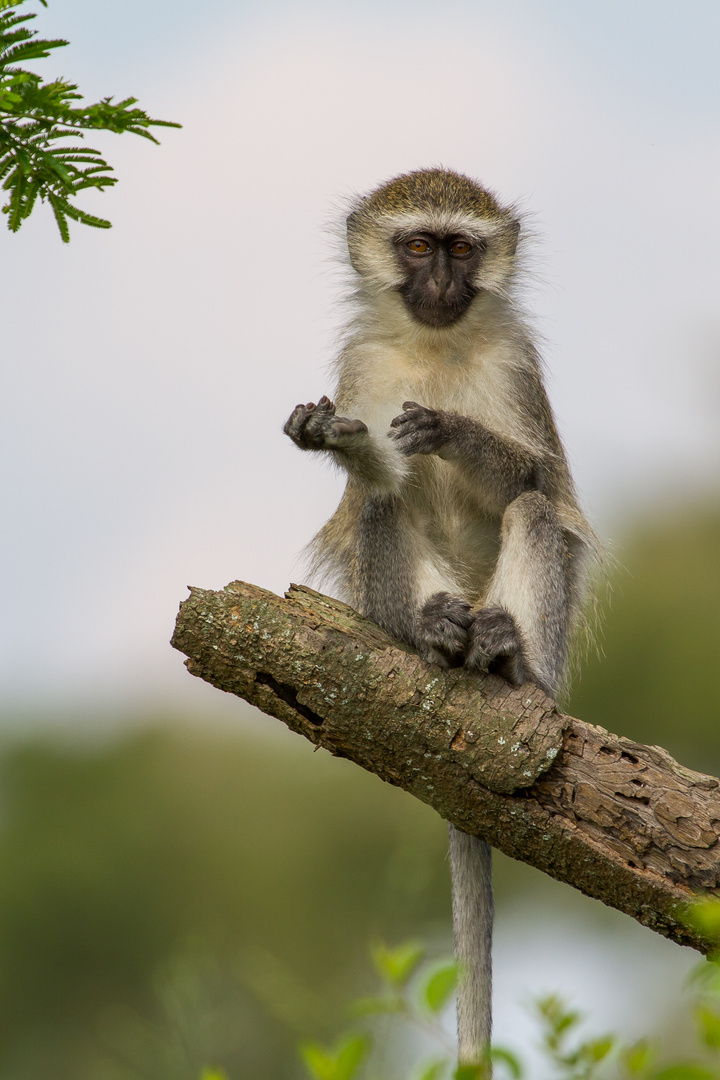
[399,287,477,328]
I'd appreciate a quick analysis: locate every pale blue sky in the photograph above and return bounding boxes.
[38,0,720,120]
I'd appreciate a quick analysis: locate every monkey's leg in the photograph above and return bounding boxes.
[468,490,569,699]
[449,827,493,1068]
[353,495,466,648]
[350,484,474,666]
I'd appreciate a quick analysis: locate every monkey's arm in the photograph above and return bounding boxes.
[284,396,408,493]
[390,401,547,513]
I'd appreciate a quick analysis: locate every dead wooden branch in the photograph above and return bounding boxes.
[171,579,720,953]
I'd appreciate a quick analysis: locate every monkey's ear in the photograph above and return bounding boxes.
[346,210,362,271]
[505,219,521,258]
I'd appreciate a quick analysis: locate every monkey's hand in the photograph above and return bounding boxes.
[389,401,449,456]
[284,396,368,450]
[415,592,474,668]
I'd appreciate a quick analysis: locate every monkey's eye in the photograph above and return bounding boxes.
[450,239,473,257]
[405,238,432,255]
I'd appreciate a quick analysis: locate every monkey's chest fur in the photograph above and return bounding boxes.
[317,343,524,607]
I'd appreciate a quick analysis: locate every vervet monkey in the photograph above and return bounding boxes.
[284,168,599,1068]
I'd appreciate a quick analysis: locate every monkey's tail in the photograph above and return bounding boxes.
[448,825,493,1073]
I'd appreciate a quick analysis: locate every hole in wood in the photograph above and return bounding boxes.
[255,672,324,726]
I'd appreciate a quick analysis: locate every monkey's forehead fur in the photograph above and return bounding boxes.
[348,168,516,235]
[346,168,519,287]
[356,168,505,218]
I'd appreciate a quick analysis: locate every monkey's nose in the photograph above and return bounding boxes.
[431,270,452,299]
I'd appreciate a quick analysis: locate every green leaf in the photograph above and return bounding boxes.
[689,959,720,999]
[301,1043,336,1080]
[371,941,425,988]
[650,1066,718,1080]
[300,1034,370,1080]
[555,1012,582,1037]
[491,1046,523,1078]
[696,1006,720,1050]
[622,1039,653,1075]
[61,203,111,229]
[419,962,458,1014]
[199,1070,229,1080]
[536,995,582,1037]
[586,1035,614,1062]
[335,1034,371,1079]
[302,1043,341,1080]
[684,899,720,946]
[47,191,69,241]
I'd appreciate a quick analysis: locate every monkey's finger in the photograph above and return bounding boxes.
[284,402,317,439]
[391,406,437,430]
[390,417,435,439]
[390,410,424,428]
[285,406,307,428]
[402,400,425,411]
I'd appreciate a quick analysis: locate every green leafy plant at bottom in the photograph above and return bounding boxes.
[300,941,514,1080]
[294,899,720,1080]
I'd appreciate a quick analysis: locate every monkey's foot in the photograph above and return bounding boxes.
[465,606,526,684]
[284,396,368,450]
[415,592,474,668]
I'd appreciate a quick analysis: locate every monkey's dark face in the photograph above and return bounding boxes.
[393,232,485,328]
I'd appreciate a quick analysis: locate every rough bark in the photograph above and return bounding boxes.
[171,579,720,954]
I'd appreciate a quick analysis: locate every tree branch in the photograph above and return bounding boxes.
[171,580,720,954]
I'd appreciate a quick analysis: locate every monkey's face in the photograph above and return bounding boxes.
[393,231,485,328]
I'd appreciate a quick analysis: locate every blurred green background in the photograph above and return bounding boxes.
[1,503,719,1079]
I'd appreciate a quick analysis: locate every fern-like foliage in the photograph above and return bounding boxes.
[0,0,180,240]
